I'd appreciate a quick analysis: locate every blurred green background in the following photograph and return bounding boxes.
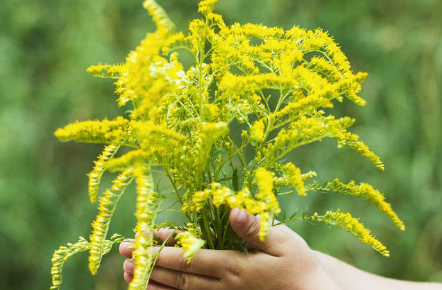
[1,0,441,289]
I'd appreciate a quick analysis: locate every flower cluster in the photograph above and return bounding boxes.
[309,211,390,256]
[50,0,404,289]
[176,227,206,262]
[50,235,124,290]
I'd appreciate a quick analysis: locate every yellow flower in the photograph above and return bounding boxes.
[89,190,115,275]
[310,179,404,230]
[311,211,390,257]
[87,63,123,79]
[88,144,120,203]
[255,167,274,196]
[176,230,205,262]
[198,0,218,16]
[129,167,158,290]
[54,117,132,145]
[281,163,306,196]
[255,167,280,240]
[51,237,90,290]
[143,0,175,33]
[89,169,133,275]
[129,233,154,290]
[203,103,220,120]
[250,119,265,142]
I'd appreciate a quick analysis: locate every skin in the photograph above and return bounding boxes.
[120,208,442,290]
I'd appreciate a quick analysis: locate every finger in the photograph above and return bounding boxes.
[124,272,133,283]
[120,229,178,258]
[150,266,221,290]
[153,228,178,246]
[124,271,176,290]
[123,259,135,274]
[229,208,289,257]
[147,280,176,290]
[154,247,230,278]
[135,229,178,245]
[120,241,135,258]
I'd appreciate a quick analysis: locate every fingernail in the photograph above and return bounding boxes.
[119,242,133,252]
[236,208,247,224]
[120,241,132,248]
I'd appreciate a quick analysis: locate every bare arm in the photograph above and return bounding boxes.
[316,251,442,290]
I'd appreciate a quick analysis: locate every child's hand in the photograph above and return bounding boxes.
[119,208,342,290]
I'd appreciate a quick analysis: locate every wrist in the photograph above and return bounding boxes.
[304,268,343,290]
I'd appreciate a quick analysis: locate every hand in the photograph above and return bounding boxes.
[120,208,342,290]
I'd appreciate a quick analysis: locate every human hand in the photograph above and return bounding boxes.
[120,208,342,290]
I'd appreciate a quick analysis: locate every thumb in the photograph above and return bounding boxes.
[229,208,287,257]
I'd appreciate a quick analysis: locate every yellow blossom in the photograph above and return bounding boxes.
[250,119,265,141]
[198,0,218,16]
[54,117,133,146]
[307,179,404,230]
[255,167,280,240]
[310,211,390,257]
[88,144,120,203]
[89,168,134,275]
[143,0,175,33]
[281,163,306,196]
[176,230,205,262]
[129,167,158,290]
[255,167,274,196]
[87,63,124,79]
[51,237,90,290]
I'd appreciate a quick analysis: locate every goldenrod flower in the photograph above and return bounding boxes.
[88,144,120,203]
[52,0,405,288]
[86,63,123,79]
[89,168,133,275]
[51,235,124,290]
[54,117,132,145]
[143,0,175,33]
[198,0,218,15]
[310,211,390,257]
[129,234,154,290]
[307,179,404,230]
[255,167,274,196]
[250,119,265,142]
[51,237,90,290]
[255,167,280,240]
[281,163,306,196]
[130,167,158,290]
[89,190,115,275]
[176,230,205,262]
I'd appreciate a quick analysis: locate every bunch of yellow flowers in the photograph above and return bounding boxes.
[50,0,404,289]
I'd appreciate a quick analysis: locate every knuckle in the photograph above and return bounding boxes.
[173,271,189,289]
[224,256,242,279]
[244,218,261,240]
[179,256,193,271]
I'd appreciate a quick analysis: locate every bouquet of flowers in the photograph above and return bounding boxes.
[50,0,404,289]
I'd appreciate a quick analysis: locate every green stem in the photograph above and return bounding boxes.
[164,166,193,223]
[213,206,223,249]
[214,138,250,180]
[201,207,216,249]
[273,217,302,226]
